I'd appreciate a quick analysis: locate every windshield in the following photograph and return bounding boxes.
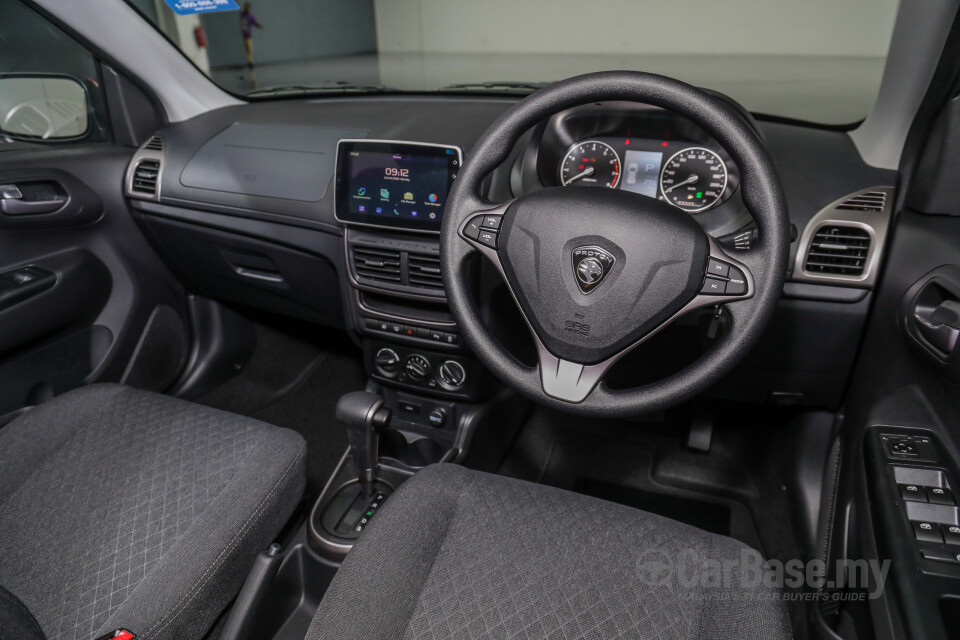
[129,0,900,125]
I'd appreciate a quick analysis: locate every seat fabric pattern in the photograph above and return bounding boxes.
[0,384,306,640]
[306,464,792,640]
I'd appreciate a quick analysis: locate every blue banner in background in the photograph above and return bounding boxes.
[164,0,239,15]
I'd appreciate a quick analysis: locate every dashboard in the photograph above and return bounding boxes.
[122,93,897,410]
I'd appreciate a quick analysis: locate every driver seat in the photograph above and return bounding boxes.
[306,464,792,640]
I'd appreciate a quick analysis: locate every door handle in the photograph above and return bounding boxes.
[914,299,960,355]
[0,182,68,216]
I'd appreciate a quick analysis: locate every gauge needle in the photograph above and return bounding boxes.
[565,166,596,184]
[664,174,699,193]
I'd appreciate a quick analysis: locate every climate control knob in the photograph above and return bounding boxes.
[374,347,400,377]
[438,360,466,390]
[404,354,432,381]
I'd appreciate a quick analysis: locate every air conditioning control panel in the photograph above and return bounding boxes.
[365,342,478,399]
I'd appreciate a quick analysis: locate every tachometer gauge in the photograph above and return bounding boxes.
[659,147,728,213]
[560,140,621,188]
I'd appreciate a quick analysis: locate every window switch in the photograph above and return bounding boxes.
[900,484,927,502]
[927,487,955,505]
[914,521,943,543]
[943,525,960,546]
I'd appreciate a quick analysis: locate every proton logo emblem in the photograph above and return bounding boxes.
[572,245,616,293]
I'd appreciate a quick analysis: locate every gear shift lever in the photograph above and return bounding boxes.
[336,391,391,498]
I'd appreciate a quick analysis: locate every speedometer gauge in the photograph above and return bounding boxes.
[659,147,728,213]
[560,141,621,188]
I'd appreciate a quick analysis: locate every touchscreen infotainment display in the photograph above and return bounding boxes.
[335,140,462,232]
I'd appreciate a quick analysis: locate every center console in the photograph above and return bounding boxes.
[306,138,519,561]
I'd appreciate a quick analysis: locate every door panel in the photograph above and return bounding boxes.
[0,147,189,414]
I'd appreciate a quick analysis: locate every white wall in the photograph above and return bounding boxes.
[374,0,899,57]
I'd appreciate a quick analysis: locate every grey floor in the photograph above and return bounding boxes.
[211,51,885,124]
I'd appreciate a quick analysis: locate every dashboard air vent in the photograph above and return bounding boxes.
[804,225,871,276]
[407,252,443,290]
[132,160,161,196]
[143,135,163,151]
[836,191,886,213]
[353,246,401,284]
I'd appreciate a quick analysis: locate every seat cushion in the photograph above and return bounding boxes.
[306,464,792,640]
[0,384,306,640]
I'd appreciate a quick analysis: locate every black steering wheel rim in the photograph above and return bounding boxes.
[441,71,789,418]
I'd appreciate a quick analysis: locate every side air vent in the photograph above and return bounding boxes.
[132,160,161,196]
[407,251,443,290]
[836,191,886,213]
[143,135,163,151]
[353,246,401,284]
[804,225,871,276]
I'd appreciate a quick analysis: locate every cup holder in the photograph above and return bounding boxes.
[379,429,444,468]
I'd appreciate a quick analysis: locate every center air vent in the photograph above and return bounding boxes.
[353,246,401,284]
[836,191,887,213]
[143,135,163,151]
[132,160,160,196]
[804,225,871,276]
[407,251,443,290]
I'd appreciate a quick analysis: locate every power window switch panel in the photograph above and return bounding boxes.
[914,521,943,543]
[943,524,960,545]
[900,484,928,502]
[927,487,956,505]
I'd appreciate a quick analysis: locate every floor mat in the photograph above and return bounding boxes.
[195,321,365,496]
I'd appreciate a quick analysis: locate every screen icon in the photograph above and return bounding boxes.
[428,212,436,220]
[375,207,382,214]
[380,188,390,199]
[393,208,400,215]
[428,193,438,203]
[357,187,366,196]
[411,211,418,217]
[358,205,365,212]
[403,192,414,201]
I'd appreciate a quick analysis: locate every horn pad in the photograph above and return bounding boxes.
[498,187,709,364]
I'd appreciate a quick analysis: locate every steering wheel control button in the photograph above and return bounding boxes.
[900,484,927,502]
[725,267,748,295]
[481,215,502,230]
[463,217,483,240]
[477,230,499,249]
[707,258,729,278]
[571,245,616,294]
[914,521,944,543]
[700,277,727,295]
[928,487,956,505]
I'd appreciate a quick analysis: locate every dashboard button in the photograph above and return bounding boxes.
[914,521,943,543]
[441,332,458,345]
[463,217,483,240]
[700,277,726,295]
[726,267,747,295]
[706,258,729,278]
[921,550,960,564]
[478,230,498,249]
[481,215,502,230]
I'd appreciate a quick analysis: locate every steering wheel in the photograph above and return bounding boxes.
[441,71,789,418]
